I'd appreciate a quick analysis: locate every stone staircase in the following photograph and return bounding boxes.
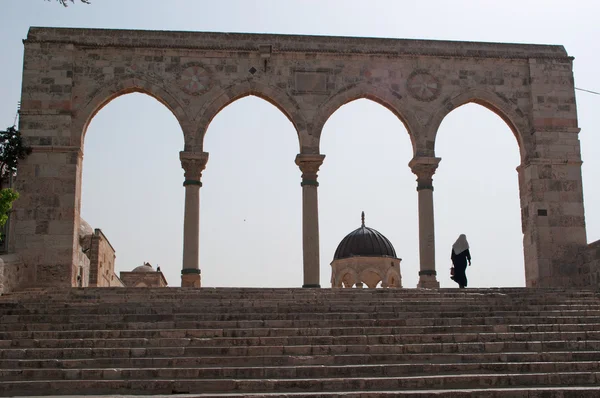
[1,287,600,397]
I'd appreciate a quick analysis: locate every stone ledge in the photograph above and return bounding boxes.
[25,27,570,60]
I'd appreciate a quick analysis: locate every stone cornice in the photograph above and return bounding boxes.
[25,27,570,60]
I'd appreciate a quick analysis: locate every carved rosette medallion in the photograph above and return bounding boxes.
[179,65,211,95]
[406,70,441,102]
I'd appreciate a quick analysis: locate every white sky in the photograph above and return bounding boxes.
[1,0,599,288]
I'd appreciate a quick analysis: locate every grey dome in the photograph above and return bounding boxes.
[333,212,397,261]
[132,263,155,273]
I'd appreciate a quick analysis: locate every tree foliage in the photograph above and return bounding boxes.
[50,0,91,6]
[0,189,18,228]
[0,126,32,184]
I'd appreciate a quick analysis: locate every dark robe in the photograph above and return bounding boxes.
[451,248,471,288]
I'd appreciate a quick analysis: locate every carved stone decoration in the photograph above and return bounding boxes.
[406,70,441,102]
[295,154,326,185]
[180,151,209,183]
[179,65,211,95]
[409,157,441,190]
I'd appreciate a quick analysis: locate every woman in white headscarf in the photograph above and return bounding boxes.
[451,234,471,288]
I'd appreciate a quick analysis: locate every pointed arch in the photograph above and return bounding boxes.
[428,89,532,161]
[313,83,420,156]
[194,80,306,152]
[359,267,385,289]
[71,77,191,147]
[337,268,359,288]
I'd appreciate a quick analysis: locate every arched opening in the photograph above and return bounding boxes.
[320,99,418,287]
[201,96,301,287]
[435,103,524,288]
[196,84,305,152]
[81,93,185,287]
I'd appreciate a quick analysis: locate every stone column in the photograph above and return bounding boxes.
[295,154,326,288]
[179,151,209,288]
[409,157,441,288]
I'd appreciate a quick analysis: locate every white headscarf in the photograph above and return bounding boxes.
[452,234,469,255]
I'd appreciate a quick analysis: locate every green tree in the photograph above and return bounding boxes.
[0,126,32,188]
[0,126,31,236]
[0,189,18,229]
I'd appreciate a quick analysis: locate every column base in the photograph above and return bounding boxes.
[417,271,439,289]
[302,284,320,288]
[181,270,201,288]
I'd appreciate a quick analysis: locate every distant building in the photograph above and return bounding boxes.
[331,212,402,288]
[78,220,123,287]
[120,262,168,288]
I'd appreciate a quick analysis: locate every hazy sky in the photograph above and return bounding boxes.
[1,0,599,288]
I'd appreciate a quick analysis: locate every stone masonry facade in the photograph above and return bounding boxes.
[86,228,121,287]
[8,27,592,290]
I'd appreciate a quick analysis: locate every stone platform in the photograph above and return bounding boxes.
[1,287,600,397]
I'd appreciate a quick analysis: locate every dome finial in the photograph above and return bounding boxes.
[361,211,365,227]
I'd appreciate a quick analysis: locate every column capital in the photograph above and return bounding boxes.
[409,157,441,191]
[180,151,209,185]
[295,153,325,186]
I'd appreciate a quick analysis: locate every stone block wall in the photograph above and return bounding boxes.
[582,240,600,287]
[88,228,121,287]
[0,254,30,295]
[76,245,90,287]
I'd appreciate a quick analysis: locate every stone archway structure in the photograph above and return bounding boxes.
[11,27,588,289]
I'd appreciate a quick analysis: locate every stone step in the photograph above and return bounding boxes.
[2,361,600,381]
[4,301,597,314]
[8,388,600,398]
[5,286,589,294]
[2,331,600,349]
[0,312,600,331]
[3,289,597,302]
[13,294,562,303]
[1,316,599,332]
[3,350,600,369]
[4,296,597,308]
[6,303,599,316]
[3,287,600,396]
[2,340,600,360]
[1,372,600,396]
[2,323,599,340]
[0,305,600,323]
[119,387,600,398]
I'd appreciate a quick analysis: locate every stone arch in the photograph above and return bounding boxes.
[383,268,401,288]
[335,268,359,288]
[312,83,420,156]
[359,267,384,289]
[428,89,531,161]
[72,77,192,148]
[194,80,307,152]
